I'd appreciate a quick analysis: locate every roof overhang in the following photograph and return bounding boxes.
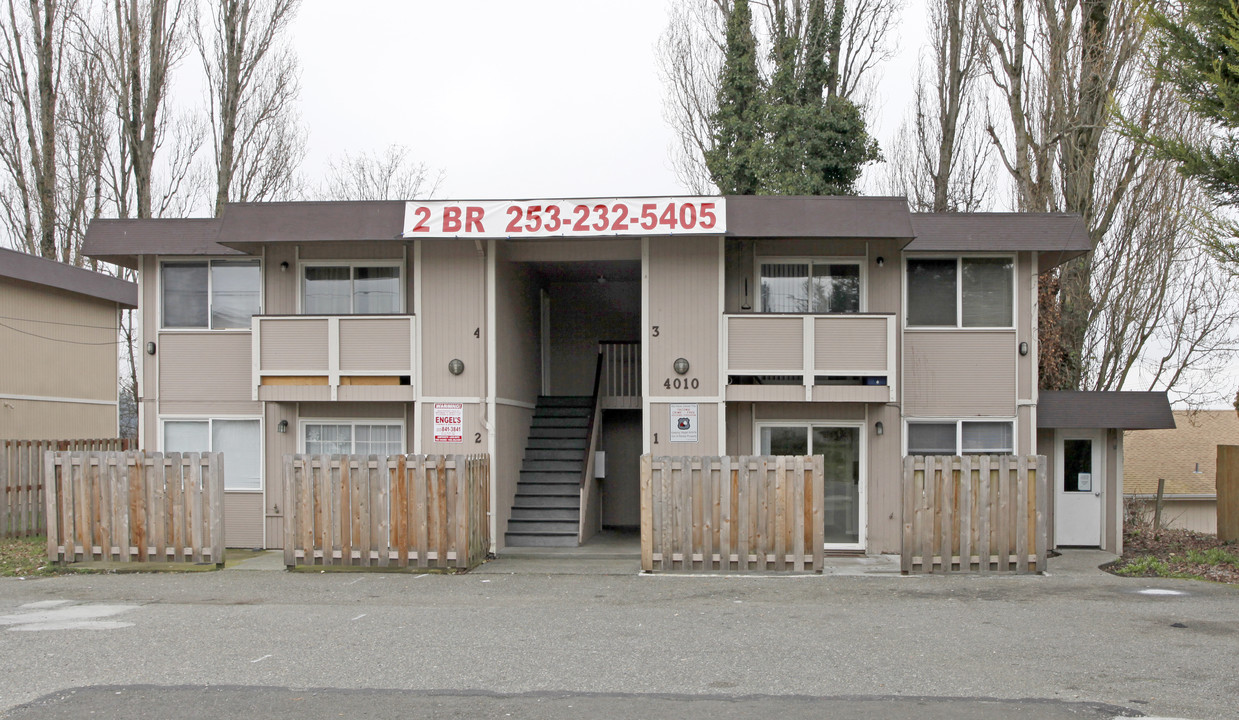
[83,218,234,269]
[907,213,1092,272]
[1037,391,1176,430]
[725,195,914,239]
[0,246,137,307]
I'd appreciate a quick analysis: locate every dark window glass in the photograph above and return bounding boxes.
[906,259,957,326]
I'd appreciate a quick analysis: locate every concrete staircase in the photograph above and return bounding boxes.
[504,396,593,547]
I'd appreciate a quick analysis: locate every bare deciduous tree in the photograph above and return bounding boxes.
[195,0,304,214]
[93,0,197,219]
[317,144,442,202]
[886,0,990,211]
[976,0,1239,402]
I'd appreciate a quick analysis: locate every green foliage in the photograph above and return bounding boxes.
[704,0,880,196]
[704,0,764,195]
[1185,547,1239,566]
[1144,0,1239,268]
[1116,555,1177,577]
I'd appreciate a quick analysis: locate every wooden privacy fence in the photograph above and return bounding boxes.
[2,438,134,537]
[1219,445,1238,542]
[641,455,825,572]
[284,454,490,570]
[902,455,1047,574]
[45,452,224,565]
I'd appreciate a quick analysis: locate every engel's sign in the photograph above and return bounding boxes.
[433,403,463,444]
[402,197,726,238]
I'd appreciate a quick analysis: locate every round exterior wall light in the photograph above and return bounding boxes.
[145,341,156,355]
[448,358,465,376]
[673,358,690,375]
[1019,341,1029,356]
[875,421,884,436]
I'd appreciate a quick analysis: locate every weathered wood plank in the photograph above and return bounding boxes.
[1016,455,1029,573]
[959,455,973,572]
[978,455,991,574]
[640,455,653,571]
[792,456,805,572]
[718,456,731,572]
[1034,455,1048,573]
[941,455,955,573]
[811,455,824,573]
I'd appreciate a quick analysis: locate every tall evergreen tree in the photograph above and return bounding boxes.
[703,0,763,195]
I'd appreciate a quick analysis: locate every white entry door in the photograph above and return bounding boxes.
[1055,430,1103,547]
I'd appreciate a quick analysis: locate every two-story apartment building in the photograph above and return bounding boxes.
[84,195,1162,554]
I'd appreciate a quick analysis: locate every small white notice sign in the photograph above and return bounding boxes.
[1077,472,1092,492]
[433,403,464,443]
[669,403,698,443]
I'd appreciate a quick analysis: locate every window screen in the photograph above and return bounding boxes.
[162,262,209,328]
[303,267,352,315]
[354,267,401,314]
[210,260,261,329]
[305,424,352,455]
[906,259,957,326]
[907,423,957,454]
[164,421,209,452]
[760,262,810,312]
[961,421,1014,453]
[962,258,1014,327]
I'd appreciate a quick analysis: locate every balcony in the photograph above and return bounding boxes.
[251,315,416,402]
[724,313,896,403]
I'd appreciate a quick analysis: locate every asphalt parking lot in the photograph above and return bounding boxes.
[0,549,1233,719]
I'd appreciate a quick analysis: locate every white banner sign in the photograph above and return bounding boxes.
[433,403,463,444]
[669,403,699,443]
[403,197,725,238]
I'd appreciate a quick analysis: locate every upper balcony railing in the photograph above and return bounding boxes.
[251,315,416,402]
[724,313,896,403]
[599,341,640,409]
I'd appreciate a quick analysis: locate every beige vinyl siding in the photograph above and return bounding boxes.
[727,316,801,372]
[141,256,159,445]
[158,332,260,415]
[648,237,720,394]
[419,240,485,398]
[814,315,888,372]
[1126,498,1217,534]
[260,319,329,370]
[263,401,297,549]
[904,331,1016,416]
[494,403,534,550]
[0,280,118,402]
[264,244,297,314]
[1017,252,1035,400]
[0,400,117,440]
[225,492,264,548]
[495,242,544,403]
[505,239,640,263]
[300,401,404,419]
[866,402,903,553]
[649,402,719,455]
[338,318,412,372]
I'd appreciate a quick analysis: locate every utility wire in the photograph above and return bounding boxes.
[0,321,125,346]
[0,313,123,330]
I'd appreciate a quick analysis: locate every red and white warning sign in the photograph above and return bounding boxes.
[433,403,464,443]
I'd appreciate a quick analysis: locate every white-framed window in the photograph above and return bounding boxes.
[161,417,262,491]
[905,255,1014,328]
[161,259,261,329]
[755,421,865,546]
[301,262,402,315]
[301,420,405,456]
[758,258,864,313]
[906,419,1015,455]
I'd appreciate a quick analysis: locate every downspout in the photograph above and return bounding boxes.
[484,239,497,554]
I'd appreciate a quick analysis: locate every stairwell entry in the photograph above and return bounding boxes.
[505,396,593,547]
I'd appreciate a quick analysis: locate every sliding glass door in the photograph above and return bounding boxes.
[758,424,864,548]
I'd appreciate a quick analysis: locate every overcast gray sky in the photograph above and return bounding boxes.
[291,0,926,199]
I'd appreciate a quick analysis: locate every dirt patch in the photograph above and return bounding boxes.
[0,536,59,577]
[1105,525,1239,584]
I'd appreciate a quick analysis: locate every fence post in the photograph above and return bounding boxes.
[44,452,58,562]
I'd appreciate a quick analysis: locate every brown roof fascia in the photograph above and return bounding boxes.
[82,218,235,268]
[908,213,1092,272]
[214,201,406,248]
[724,195,914,239]
[0,246,137,307]
[1037,390,1176,430]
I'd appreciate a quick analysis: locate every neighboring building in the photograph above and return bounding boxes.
[82,195,1169,553]
[1123,410,1238,534]
[0,247,137,440]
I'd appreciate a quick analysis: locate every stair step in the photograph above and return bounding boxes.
[521,460,584,472]
[506,519,581,534]
[505,532,579,547]
[515,484,579,497]
[519,471,579,483]
[525,438,589,450]
[525,448,585,461]
[511,507,579,521]
[512,495,581,508]
[531,416,589,428]
[536,396,594,407]
[534,406,593,418]
[527,427,590,439]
